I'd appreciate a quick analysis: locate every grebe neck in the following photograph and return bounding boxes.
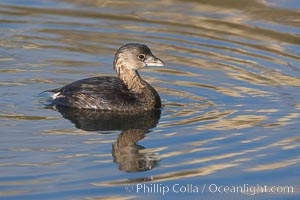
[114,61,146,94]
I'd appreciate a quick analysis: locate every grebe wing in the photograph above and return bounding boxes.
[50,77,137,110]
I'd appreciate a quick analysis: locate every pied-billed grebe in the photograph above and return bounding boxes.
[47,43,165,111]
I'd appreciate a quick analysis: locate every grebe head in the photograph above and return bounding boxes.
[114,43,165,71]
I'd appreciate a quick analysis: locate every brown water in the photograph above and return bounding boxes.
[0,0,299,199]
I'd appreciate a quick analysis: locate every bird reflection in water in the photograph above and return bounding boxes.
[52,106,161,172]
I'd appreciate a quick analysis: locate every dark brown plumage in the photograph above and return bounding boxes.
[47,43,165,111]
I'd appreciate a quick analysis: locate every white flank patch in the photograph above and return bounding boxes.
[51,92,61,99]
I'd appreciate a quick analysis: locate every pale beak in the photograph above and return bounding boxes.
[145,54,165,67]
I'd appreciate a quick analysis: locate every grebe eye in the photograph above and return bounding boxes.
[138,54,145,60]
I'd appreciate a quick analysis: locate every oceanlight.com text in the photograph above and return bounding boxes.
[124,183,294,196]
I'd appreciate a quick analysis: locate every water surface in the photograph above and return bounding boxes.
[0,0,299,199]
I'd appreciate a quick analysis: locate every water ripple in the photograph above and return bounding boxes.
[1,0,300,199]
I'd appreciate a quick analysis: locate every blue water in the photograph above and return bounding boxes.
[0,0,299,199]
